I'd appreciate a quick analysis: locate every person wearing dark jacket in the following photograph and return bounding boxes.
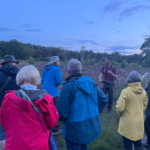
[0,55,20,150]
[142,73,150,149]
[41,56,62,134]
[57,59,108,150]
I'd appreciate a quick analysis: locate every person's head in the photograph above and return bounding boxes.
[126,71,141,84]
[1,55,19,66]
[142,73,150,86]
[48,56,60,66]
[16,65,41,87]
[105,57,111,65]
[53,60,60,66]
[68,59,82,75]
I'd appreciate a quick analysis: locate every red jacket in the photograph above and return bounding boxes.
[0,90,59,150]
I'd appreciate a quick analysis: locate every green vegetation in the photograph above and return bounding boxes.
[57,109,123,150]
[0,39,150,66]
[27,56,35,64]
[120,60,127,68]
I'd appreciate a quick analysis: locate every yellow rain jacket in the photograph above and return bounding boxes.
[116,82,148,141]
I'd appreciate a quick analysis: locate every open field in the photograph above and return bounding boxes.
[0,60,149,150]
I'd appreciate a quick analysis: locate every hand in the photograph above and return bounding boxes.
[107,70,113,75]
[99,78,103,82]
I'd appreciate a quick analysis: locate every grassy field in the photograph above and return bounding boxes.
[57,108,124,150]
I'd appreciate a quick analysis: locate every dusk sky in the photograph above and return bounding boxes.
[0,0,150,54]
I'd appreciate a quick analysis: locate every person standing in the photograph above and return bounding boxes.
[0,55,20,150]
[116,71,148,150]
[57,59,108,150]
[41,56,62,134]
[99,57,118,113]
[142,73,150,149]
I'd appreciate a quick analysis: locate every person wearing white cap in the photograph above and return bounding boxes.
[41,56,62,135]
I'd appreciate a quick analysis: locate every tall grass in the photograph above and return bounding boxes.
[57,110,123,150]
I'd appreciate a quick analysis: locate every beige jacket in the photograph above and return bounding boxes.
[116,82,148,141]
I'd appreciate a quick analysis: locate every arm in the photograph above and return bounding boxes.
[55,67,62,85]
[41,69,46,85]
[108,66,118,78]
[143,91,148,110]
[38,95,59,129]
[97,87,108,113]
[116,90,126,116]
[57,83,73,121]
[99,73,103,82]
[99,66,104,82]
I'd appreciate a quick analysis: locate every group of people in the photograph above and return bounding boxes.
[0,55,149,150]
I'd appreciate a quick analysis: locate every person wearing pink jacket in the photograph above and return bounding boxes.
[0,65,59,150]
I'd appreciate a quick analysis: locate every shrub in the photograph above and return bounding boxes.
[136,65,142,72]
[82,59,95,65]
[27,56,35,64]
[141,57,150,67]
[112,60,119,66]
[99,61,105,66]
[121,60,127,68]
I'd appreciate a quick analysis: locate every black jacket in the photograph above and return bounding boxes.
[0,65,20,106]
[145,85,150,116]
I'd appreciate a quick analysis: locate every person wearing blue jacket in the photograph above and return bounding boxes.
[41,56,62,134]
[57,59,108,150]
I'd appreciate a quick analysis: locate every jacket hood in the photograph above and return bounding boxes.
[74,76,96,95]
[45,65,58,71]
[15,89,48,102]
[0,65,19,75]
[128,82,143,94]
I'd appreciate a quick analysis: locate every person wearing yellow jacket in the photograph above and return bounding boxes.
[116,71,148,150]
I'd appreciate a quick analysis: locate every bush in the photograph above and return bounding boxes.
[112,60,119,66]
[82,59,95,65]
[136,65,142,72]
[121,60,127,68]
[27,56,35,64]
[141,57,150,67]
[99,61,105,66]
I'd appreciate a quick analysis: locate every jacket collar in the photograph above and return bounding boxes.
[66,73,82,81]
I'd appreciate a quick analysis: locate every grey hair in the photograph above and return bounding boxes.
[142,73,150,86]
[16,65,41,86]
[126,71,141,83]
[68,59,82,75]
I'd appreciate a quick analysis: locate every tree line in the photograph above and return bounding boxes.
[0,38,150,67]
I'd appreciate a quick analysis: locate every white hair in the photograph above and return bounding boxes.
[142,73,150,86]
[68,59,82,75]
[16,65,41,86]
[126,71,141,83]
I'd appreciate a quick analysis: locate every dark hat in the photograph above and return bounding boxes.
[1,55,19,66]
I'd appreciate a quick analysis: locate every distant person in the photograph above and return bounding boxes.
[0,65,59,150]
[0,55,20,150]
[142,73,150,149]
[57,59,108,150]
[116,71,148,150]
[41,56,62,134]
[99,57,118,113]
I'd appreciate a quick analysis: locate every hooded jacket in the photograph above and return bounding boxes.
[0,65,20,106]
[0,88,59,150]
[57,75,108,144]
[41,65,62,97]
[116,82,148,141]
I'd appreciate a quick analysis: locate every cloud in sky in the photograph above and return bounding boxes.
[119,5,150,21]
[85,21,96,24]
[0,27,14,32]
[20,24,43,32]
[142,34,150,37]
[54,38,100,46]
[106,45,139,51]
[103,1,124,13]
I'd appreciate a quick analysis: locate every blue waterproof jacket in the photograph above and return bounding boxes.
[57,75,108,144]
[41,65,62,97]
[145,85,150,116]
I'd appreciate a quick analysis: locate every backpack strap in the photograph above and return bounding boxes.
[0,76,12,93]
[111,65,114,72]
